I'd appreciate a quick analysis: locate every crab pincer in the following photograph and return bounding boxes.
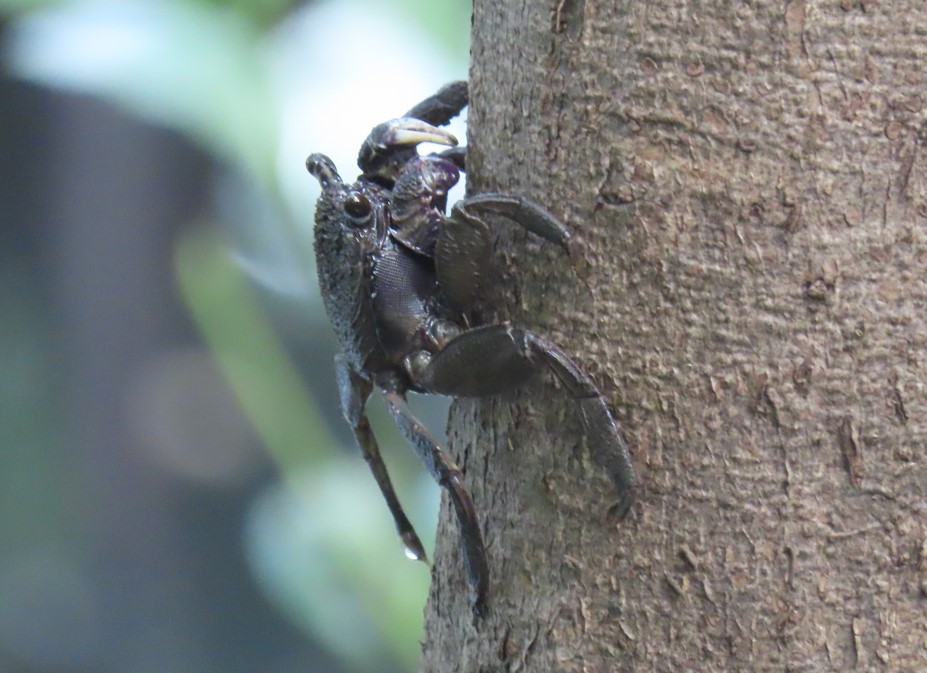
[306,81,634,616]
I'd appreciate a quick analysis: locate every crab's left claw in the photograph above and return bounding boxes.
[358,118,457,184]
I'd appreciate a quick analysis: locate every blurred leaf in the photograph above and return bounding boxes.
[0,0,60,14]
[203,0,297,29]
[0,258,80,553]
[246,461,435,672]
[175,223,332,474]
[363,0,471,58]
[4,0,280,187]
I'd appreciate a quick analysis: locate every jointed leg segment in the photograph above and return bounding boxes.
[454,194,574,252]
[436,194,578,313]
[335,356,427,562]
[380,387,490,614]
[412,326,636,516]
[403,80,469,128]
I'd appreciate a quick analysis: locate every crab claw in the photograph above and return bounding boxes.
[384,119,458,148]
[368,118,458,151]
[358,118,457,183]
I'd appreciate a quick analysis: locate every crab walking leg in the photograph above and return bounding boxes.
[436,146,466,171]
[531,337,637,518]
[437,195,576,315]
[380,388,490,615]
[417,326,636,517]
[334,356,427,563]
[434,202,493,314]
[453,194,574,252]
[403,80,468,127]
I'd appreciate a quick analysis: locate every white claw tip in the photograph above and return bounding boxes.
[392,128,457,147]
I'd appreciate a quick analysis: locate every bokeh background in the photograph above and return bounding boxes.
[0,1,470,671]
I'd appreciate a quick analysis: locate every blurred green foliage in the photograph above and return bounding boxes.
[1,0,470,670]
[3,0,281,189]
[0,259,76,554]
[175,226,328,475]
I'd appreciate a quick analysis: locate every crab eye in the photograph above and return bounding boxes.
[343,192,372,223]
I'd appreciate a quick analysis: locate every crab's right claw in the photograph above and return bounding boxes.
[381,118,458,148]
[358,118,458,183]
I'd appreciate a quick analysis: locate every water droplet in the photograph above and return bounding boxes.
[401,531,427,563]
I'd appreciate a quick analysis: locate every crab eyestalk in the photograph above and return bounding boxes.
[306,153,343,189]
[357,118,457,185]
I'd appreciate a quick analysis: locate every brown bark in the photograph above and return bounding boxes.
[421,2,927,671]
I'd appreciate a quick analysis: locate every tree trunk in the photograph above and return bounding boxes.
[421,1,927,671]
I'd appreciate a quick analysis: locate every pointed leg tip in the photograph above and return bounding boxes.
[565,236,589,278]
[401,531,429,564]
[609,487,636,521]
[471,590,488,619]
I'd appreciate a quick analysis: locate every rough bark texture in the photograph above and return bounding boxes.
[421,2,927,671]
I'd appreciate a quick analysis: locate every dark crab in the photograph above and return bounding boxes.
[306,81,634,615]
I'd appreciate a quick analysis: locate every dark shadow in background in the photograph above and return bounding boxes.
[0,42,346,673]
